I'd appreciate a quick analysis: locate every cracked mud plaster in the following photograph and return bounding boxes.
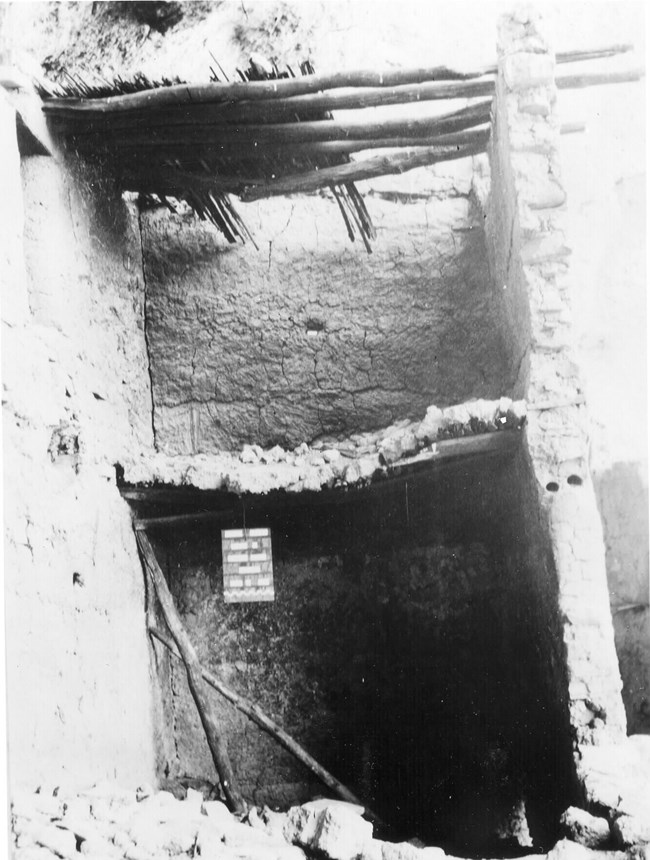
[141,192,511,453]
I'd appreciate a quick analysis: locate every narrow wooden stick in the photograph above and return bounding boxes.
[560,121,586,135]
[556,67,644,90]
[148,625,371,811]
[556,44,633,64]
[527,396,586,412]
[136,530,246,814]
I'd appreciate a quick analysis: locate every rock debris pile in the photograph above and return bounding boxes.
[123,397,526,495]
[10,786,435,860]
[10,783,650,860]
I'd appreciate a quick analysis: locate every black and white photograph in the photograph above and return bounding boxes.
[0,2,647,859]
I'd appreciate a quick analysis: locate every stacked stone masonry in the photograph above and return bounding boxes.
[123,396,525,494]
[486,6,648,838]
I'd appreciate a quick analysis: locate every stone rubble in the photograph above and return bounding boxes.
[560,808,611,850]
[122,397,526,495]
[576,734,650,849]
[11,784,650,860]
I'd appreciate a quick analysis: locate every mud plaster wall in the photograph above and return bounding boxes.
[141,184,511,453]
[1,97,161,790]
[484,8,627,768]
[148,456,560,852]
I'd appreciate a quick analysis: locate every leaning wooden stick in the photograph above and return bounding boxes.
[136,530,246,815]
[239,140,487,200]
[148,625,369,811]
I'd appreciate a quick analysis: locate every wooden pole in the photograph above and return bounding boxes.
[239,141,488,200]
[43,61,641,145]
[41,43,633,115]
[70,99,493,149]
[41,66,491,115]
[45,78,496,128]
[45,48,635,130]
[135,530,246,814]
[113,122,580,198]
[148,626,371,811]
[134,511,234,530]
[72,116,581,168]
[101,125,490,163]
[114,140,483,200]
[556,67,644,91]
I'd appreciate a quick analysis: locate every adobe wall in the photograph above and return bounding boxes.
[1,94,161,791]
[484,7,642,821]
[141,186,511,454]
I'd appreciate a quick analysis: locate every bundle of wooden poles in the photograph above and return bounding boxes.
[40,45,639,248]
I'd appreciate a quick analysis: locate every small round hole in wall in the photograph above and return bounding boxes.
[546,481,559,492]
[567,475,583,486]
[305,318,325,337]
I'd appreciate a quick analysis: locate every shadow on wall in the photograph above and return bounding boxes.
[594,461,650,734]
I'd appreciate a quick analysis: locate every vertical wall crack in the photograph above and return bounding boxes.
[137,206,158,451]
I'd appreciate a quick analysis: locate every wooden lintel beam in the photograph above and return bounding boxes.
[135,509,235,530]
[395,427,519,469]
[124,430,522,516]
